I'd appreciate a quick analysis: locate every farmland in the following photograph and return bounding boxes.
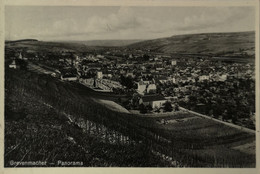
[4,68,256,167]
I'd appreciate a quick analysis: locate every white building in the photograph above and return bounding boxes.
[219,74,227,82]
[19,52,23,59]
[137,82,147,95]
[171,60,177,66]
[9,60,18,69]
[97,71,103,79]
[141,95,167,109]
[199,75,209,82]
[61,76,77,81]
[147,84,157,93]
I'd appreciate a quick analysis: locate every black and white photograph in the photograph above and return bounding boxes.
[2,0,259,171]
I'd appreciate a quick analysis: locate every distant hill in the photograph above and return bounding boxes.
[127,31,255,56]
[5,31,255,57]
[5,40,106,53]
[4,39,141,53]
[5,39,38,43]
[63,39,143,47]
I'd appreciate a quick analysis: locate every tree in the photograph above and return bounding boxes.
[164,101,173,112]
[16,59,28,70]
[175,103,180,111]
[232,115,238,124]
[120,75,134,89]
[142,54,150,61]
[222,109,228,121]
[118,97,122,103]
[208,109,213,117]
[146,105,153,111]
[139,104,147,114]
[189,95,197,104]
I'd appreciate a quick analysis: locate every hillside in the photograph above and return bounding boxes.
[5,39,38,43]
[4,39,141,54]
[127,31,255,56]
[5,69,174,167]
[5,40,107,53]
[4,67,256,167]
[5,31,255,57]
[65,39,142,47]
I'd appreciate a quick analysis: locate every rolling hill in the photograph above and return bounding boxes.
[5,31,255,57]
[127,31,255,56]
[65,39,143,47]
[5,40,107,53]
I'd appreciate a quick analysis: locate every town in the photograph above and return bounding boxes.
[5,44,255,130]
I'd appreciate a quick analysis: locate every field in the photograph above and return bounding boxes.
[145,114,255,167]
[4,68,256,167]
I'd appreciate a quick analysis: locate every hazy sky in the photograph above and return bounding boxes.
[5,6,255,41]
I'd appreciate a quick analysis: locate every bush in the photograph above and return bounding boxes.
[163,101,173,112]
[139,104,147,114]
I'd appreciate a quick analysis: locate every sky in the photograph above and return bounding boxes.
[5,6,255,41]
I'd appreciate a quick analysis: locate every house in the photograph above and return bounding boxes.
[103,73,112,78]
[141,95,167,109]
[96,54,104,58]
[199,75,209,82]
[97,71,103,79]
[126,72,134,78]
[61,75,77,81]
[137,82,147,94]
[79,78,95,87]
[219,74,227,82]
[147,84,157,94]
[168,77,176,83]
[158,77,167,84]
[9,60,18,69]
[171,60,177,66]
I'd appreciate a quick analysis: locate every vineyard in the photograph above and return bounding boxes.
[5,68,256,167]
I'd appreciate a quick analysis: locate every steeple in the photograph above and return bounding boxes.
[19,52,23,59]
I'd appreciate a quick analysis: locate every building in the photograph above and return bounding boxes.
[61,75,77,81]
[9,60,18,69]
[168,77,176,83]
[199,75,209,82]
[171,60,177,66]
[147,84,157,94]
[137,82,147,95]
[97,71,103,79]
[158,77,168,84]
[18,52,28,60]
[18,52,23,59]
[126,72,134,78]
[219,74,227,82]
[141,95,167,109]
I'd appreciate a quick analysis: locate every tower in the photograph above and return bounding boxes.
[19,52,23,59]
